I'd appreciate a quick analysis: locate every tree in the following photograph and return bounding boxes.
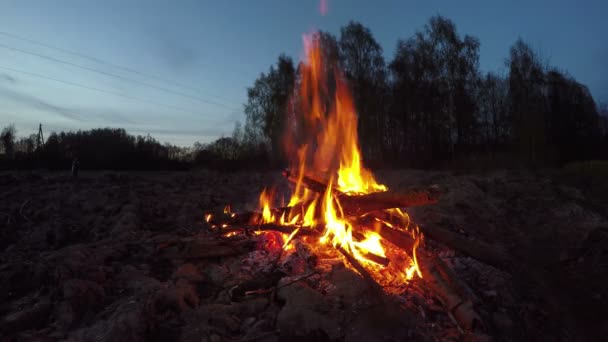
[546,70,601,161]
[507,39,548,164]
[16,134,37,154]
[1,124,16,159]
[339,21,387,161]
[389,15,480,165]
[477,72,510,148]
[244,54,296,164]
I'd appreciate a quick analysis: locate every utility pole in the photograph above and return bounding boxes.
[37,123,44,150]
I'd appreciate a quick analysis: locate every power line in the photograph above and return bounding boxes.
[0,31,242,107]
[0,42,241,111]
[0,64,217,117]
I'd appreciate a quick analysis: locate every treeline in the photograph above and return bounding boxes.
[0,125,270,171]
[0,126,188,170]
[232,16,608,168]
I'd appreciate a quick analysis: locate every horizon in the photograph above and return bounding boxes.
[1,0,607,147]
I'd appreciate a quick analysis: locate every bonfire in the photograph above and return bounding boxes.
[204,32,489,330]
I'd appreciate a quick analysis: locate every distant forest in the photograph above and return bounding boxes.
[1,15,607,171]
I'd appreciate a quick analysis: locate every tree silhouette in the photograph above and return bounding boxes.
[1,124,16,159]
[507,39,548,164]
[244,54,296,164]
[339,21,388,161]
[389,15,481,166]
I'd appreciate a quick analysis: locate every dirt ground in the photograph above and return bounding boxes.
[0,169,606,341]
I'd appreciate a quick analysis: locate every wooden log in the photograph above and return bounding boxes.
[283,169,337,195]
[417,222,511,272]
[359,250,391,267]
[371,211,512,273]
[220,224,323,237]
[205,204,311,227]
[419,254,483,331]
[353,214,416,254]
[339,187,441,216]
[283,170,441,215]
[207,185,439,228]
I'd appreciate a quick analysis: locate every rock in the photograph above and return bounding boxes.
[464,332,494,342]
[65,300,146,342]
[172,263,204,283]
[180,302,268,341]
[0,262,45,303]
[492,311,513,332]
[153,279,200,313]
[54,300,76,331]
[277,283,342,340]
[241,316,256,331]
[208,334,221,342]
[0,297,52,333]
[326,268,369,306]
[116,265,162,293]
[62,278,106,314]
[344,302,415,342]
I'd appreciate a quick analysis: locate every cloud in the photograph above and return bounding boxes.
[0,86,82,121]
[130,126,229,137]
[70,106,138,125]
[218,109,245,126]
[152,28,199,71]
[149,25,200,71]
[0,73,17,84]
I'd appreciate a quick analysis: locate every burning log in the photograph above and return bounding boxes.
[370,211,512,273]
[354,214,416,254]
[340,186,442,216]
[219,224,323,237]
[283,169,340,196]
[206,204,311,227]
[207,186,440,228]
[283,170,441,215]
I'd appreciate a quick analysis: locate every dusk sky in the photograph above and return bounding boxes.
[1,0,606,146]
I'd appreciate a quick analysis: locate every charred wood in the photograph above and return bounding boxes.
[419,254,483,331]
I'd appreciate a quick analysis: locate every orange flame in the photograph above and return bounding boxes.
[252,31,422,288]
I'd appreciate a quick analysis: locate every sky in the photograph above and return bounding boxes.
[0,0,606,146]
